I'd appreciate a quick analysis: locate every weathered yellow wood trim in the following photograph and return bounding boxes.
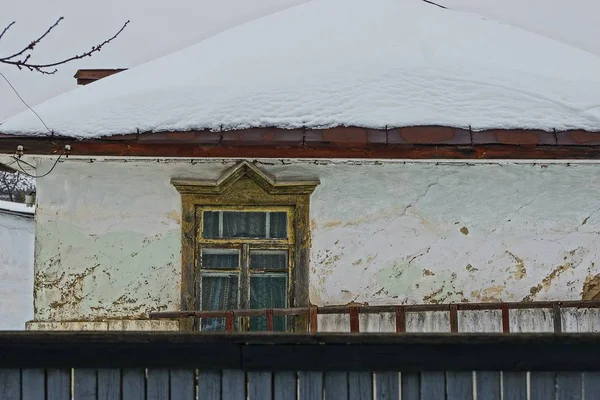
[174,161,318,332]
[172,160,320,195]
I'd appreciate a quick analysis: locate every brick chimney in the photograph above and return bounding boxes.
[74,69,127,85]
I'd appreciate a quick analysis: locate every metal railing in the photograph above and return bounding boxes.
[149,299,600,333]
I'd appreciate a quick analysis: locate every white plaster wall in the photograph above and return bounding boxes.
[0,211,34,329]
[33,159,600,322]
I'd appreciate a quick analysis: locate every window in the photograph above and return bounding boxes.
[198,208,293,331]
[172,161,319,332]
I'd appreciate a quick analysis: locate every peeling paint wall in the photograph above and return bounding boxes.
[34,159,600,323]
[0,211,34,329]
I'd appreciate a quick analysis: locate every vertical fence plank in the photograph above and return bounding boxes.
[198,371,221,400]
[222,370,245,400]
[401,373,420,400]
[583,372,600,398]
[325,372,348,399]
[0,369,21,400]
[74,369,97,400]
[503,372,527,400]
[147,369,170,400]
[299,371,323,400]
[249,372,273,400]
[553,303,563,333]
[47,369,71,400]
[530,372,555,400]
[22,369,45,400]
[274,371,297,400]
[446,372,472,400]
[122,369,146,400]
[476,371,501,400]
[421,372,446,400]
[98,369,120,400]
[170,369,195,400]
[349,372,373,400]
[557,372,583,400]
[375,372,399,400]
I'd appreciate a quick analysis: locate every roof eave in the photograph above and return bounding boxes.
[1,126,600,160]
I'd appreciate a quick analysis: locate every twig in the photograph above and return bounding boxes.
[0,17,64,63]
[421,0,447,9]
[0,18,129,74]
[0,21,15,41]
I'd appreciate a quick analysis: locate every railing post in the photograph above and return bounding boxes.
[501,303,510,333]
[349,307,360,333]
[395,306,406,333]
[225,311,234,332]
[310,307,318,332]
[266,309,274,331]
[449,304,459,333]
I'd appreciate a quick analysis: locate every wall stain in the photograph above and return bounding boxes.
[506,251,527,280]
[471,285,504,302]
[310,219,318,231]
[165,210,181,225]
[323,220,342,229]
[582,274,600,300]
[352,259,363,266]
[523,264,573,301]
[466,264,478,273]
[423,269,435,276]
[460,226,469,235]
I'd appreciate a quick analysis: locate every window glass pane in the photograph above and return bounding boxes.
[269,212,287,239]
[201,248,239,270]
[203,211,219,238]
[249,275,287,331]
[250,250,287,271]
[223,212,266,238]
[200,275,238,331]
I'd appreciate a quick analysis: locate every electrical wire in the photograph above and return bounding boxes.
[1,71,66,179]
[14,152,64,178]
[0,71,53,134]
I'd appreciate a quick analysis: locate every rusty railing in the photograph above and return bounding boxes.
[149,299,600,333]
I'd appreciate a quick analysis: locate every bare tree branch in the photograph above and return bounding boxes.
[0,18,129,74]
[0,17,64,63]
[0,21,15,41]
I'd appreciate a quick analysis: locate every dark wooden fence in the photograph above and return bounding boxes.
[1,332,600,399]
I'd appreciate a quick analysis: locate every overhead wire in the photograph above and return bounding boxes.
[0,71,65,178]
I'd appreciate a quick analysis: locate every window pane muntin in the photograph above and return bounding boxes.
[199,206,293,241]
[269,212,288,239]
[200,273,240,331]
[200,248,240,270]
[222,211,267,238]
[250,249,288,271]
[202,211,220,239]
[249,273,288,331]
[197,206,294,331]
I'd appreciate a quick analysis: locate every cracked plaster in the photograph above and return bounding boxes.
[34,160,600,321]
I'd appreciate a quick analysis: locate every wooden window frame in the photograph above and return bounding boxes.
[198,206,294,331]
[172,161,319,331]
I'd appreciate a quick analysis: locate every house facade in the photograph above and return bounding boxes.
[1,0,600,332]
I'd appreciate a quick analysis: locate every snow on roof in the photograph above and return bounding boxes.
[0,200,34,216]
[2,0,600,139]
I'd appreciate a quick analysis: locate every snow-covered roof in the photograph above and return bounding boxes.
[0,200,34,216]
[2,0,600,139]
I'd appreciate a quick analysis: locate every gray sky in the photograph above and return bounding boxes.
[1,0,599,121]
